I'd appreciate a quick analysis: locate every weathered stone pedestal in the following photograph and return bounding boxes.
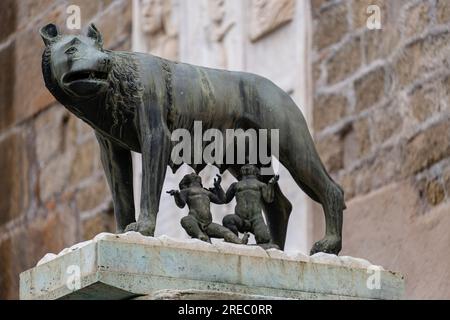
[20,232,404,300]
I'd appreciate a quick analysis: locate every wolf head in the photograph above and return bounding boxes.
[40,23,111,99]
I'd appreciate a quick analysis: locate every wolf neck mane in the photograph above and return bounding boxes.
[104,51,143,129]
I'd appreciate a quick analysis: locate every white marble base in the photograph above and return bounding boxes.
[20,232,404,300]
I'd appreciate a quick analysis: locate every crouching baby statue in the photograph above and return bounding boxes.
[220,165,280,250]
[167,173,248,244]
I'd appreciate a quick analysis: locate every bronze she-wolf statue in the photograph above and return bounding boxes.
[39,23,345,255]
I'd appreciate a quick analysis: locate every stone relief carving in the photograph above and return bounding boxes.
[208,0,235,68]
[140,0,179,60]
[249,0,296,42]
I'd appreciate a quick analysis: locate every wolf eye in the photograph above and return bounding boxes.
[65,47,78,55]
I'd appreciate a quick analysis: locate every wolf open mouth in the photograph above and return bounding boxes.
[63,70,108,84]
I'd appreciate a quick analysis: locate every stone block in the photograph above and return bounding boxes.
[1,204,78,299]
[351,0,388,29]
[7,0,128,128]
[342,117,372,165]
[11,6,67,126]
[39,151,75,202]
[444,167,450,195]
[158,235,218,253]
[425,178,445,206]
[313,3,349,50]
[368,145,402,190]
[394,31,450,88]
[313,93,348,132]
[317,132,344,173]
[312,59,323,87]
[69,0,113,24]
[0,131,28,226]
[341,141,404,199]
[34,107,68,167]
[402,121,450,175]
[0,0,17,42]
[363,26,400,64]
[16,0,57,29]
[76,178,109,212]
[20,234,405,300]
[408,81,442,123]
[92,0,132,49]
[326,35,362,85]
[402,1,431,37]
[353,117,371,158]
[371,102,403,145]
[354,67,386,112]
[27,205,79,264]
[266,249,309,262]
[0,229,30,299]
[310,0,332,15]
[68,138,98,186]
[310,252,342,265]
[0,41,15,131]
[437,0,450,24]
[213,241,268,257]
[81,209,115,241]
[393,38,425,88]
[134,289,284,300]
[338,171,356,200]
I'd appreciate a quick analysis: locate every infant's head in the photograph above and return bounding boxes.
[179,173,202,189]
[240,164,260,177]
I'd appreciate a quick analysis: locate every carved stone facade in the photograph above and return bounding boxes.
[207,0,235,68]
[133,0,179,60]
[249,0,296,41]
[132,0,313,251]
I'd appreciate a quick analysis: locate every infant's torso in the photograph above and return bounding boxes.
[185,187,213,224]
[234,179,264,220]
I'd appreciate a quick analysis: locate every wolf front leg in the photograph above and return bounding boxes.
[96,132,136,233]
[125,126,171,236]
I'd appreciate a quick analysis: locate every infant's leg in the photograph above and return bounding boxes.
[252,217,272,245]
[181,214,209,242]
[222,214,245,236]
[206,223,249,244]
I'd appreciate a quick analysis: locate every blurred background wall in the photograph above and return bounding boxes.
[0,0,449,299]
[310,0,450,299]
[0,0,132,299]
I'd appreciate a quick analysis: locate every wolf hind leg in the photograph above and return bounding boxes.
[310,181,344,255]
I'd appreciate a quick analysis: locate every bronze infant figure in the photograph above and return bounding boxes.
[40,23,345,254]
[219,165,279,249]
[167,173,248,244]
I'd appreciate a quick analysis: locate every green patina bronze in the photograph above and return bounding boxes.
[40,23,345,254]
[220,165,280,250]
[167,173,248,245]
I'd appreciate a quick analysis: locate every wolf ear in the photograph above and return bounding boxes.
[40,23,60,46]
[87,23,103,47]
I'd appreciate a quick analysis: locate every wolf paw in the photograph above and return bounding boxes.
[310,235,342,255]
[124,220,155,237]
